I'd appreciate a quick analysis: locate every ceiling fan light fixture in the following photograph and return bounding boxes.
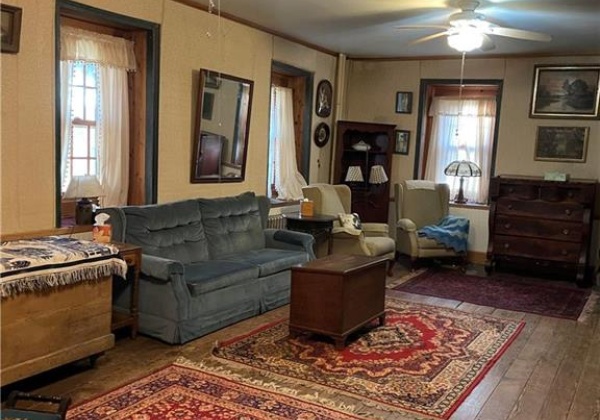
[447,28,483,52]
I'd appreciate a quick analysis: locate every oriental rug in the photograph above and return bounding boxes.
[390,269,594,320]
[212,298,525,419]
[66,360,362,420]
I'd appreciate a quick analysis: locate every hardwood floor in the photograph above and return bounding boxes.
[3,263,599,420]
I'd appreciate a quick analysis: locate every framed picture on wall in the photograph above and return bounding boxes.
[395,92,413,114]
[394,130,410,155]
[1,4,22,54]
[530,65,600,119]
[534,126,589,162]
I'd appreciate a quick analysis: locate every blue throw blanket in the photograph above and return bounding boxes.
[418,215,469,253]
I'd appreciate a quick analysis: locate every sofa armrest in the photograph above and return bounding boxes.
[141,254,184,282]
[397,218,417,232]
[264,229,316,260]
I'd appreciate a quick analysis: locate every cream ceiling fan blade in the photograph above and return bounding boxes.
[409,31,451,45]
[485,26,551,42]
[480,33,495,51]
[394,25,450,31]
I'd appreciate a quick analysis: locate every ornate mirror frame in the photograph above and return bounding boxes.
[191,69,253,183]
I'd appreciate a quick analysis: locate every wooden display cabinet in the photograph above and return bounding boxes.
[333,121,396,223]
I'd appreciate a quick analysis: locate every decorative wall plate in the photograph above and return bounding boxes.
[314,122,330,148]
[315,80,332,117]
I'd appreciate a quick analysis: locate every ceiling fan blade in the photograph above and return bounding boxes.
[394,25,450,31]
[486,26,551,42]
[479,33,495,51]
[409,31,450,45]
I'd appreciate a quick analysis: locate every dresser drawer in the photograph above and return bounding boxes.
[496,198,584,221]
[538,184,596,204]
[495,215,582,242]
[497,183,539,200]
[493,235,580,263]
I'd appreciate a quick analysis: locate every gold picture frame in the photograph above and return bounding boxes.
[1,4,22,54]
[534,126,589,163]
[530,65,600,119]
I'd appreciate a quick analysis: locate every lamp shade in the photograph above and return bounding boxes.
[369,165,389,184]
[64,175,103,199]
[447,28,484,52]
[444,160,482,178]
[345,166,364,182]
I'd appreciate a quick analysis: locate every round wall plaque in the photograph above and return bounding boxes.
[314,122,330,148]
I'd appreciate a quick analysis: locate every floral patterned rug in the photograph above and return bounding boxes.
[212,298,525,419]
[67,360,363,419]
[390,269,594,320]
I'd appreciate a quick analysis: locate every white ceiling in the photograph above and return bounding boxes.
[188,0,600,58]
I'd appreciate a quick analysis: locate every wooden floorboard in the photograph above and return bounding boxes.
[3,263,599,420]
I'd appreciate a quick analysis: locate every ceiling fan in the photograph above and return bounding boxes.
[396,0,552,52]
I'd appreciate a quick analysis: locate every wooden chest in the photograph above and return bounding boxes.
[487,175,597,286]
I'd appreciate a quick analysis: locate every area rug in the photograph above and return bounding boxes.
[66,360,363,419]
[212,297,525,419]
[390,269,594,320]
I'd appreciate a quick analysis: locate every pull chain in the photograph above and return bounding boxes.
[456,52,466,138]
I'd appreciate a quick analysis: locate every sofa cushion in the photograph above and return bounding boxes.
[220,248,309,277]
[184,260,259,296]
[123,200,209,264]
[197,192,266,258]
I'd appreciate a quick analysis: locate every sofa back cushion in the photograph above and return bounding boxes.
[197,192,265,258]
[123,199,209,264]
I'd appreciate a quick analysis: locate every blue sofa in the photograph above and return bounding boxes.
[101,192,314,344]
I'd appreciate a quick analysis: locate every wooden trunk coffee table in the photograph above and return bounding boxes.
[289,254,388,349]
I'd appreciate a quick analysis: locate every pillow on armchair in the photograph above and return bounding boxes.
[337,213,362,236]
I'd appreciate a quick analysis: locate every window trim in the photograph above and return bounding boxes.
[413,78,504,205]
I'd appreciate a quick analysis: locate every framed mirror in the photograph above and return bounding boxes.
[191,69,253,183]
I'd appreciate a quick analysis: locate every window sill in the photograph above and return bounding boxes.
[449,202,489,211]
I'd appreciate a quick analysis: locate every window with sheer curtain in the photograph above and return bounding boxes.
[267,86,307,201]
[60,26,136,207]
[424,97,496,204]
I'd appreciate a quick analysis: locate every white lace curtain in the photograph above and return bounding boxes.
[269,86,307,200]
[424,97,496,203]
[60,27,135,207]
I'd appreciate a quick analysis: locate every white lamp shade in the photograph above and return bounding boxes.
[345,166,364,182]
[447,29,484,52]
[64,175,103,198]
[369,165,389,184]
[444,160,482,178]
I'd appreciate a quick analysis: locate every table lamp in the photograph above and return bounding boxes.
[368,165,388,185]
[64,175,103,225]
[345,166,364,183]
[443,160,481,204]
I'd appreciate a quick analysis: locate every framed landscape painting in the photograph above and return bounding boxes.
[534,126,589,163]
[530,65,600,119]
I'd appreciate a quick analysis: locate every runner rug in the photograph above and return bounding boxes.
[389,269,593,320]
[67,360,362,419]
[212,298,525,419]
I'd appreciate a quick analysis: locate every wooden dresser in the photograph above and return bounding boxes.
[487,175,597,286]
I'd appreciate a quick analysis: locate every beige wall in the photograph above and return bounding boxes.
[0,0,337,234]
[345,55,600,184]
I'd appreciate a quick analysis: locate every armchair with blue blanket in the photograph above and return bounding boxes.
[394,181,469,268]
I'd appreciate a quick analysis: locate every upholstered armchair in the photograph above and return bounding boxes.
[302,184,396,273]
[394,180,468,267]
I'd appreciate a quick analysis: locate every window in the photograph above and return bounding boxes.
[417,81,502,204]
[63,62,99,191]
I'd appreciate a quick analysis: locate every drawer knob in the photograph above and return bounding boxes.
[561,249,568,256]
[503,243,510,249]
[507,204,513,210]
[568,192,574,198]
[565,209,572,216]
[508,188,514,193]
[562,229,570,235]
[504,223,511,229]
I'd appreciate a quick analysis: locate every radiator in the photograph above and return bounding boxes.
[267,213,287,230]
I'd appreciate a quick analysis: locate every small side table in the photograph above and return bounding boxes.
[111,242,141,338]
[285,213,336,256]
